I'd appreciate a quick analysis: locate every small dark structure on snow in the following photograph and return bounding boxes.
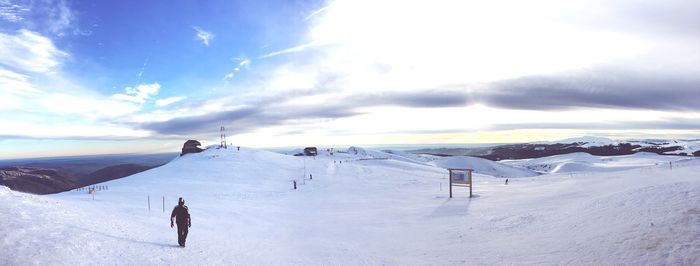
[181,140,204,156]
[304,147,318,156]
[448,168,474,198]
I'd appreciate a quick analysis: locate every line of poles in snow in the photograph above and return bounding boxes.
[76,185,108,192]
[76,185,108,200]
[292,173,313,190]
[145,195,167,212]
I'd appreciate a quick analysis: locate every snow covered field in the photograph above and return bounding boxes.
[2,147,699,265]
[501,152,693,174]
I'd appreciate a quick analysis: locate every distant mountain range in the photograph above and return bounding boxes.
[0,153,177,194]
[409,138,700,161]
[0,167,79,195]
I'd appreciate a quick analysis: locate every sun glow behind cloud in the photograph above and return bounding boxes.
[301,0,648,85]
[227,103,700,148]
[207,0,697,146]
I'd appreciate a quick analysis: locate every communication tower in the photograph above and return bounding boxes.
[220,126,227,149]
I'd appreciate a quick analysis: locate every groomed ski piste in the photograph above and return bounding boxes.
[2,146,699,265]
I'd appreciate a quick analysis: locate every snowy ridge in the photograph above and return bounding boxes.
[1,147,699,265]
[381,149,439,163]
[533,136,616,146]
[631,139,700,155]
[534,136,700,154]
[430,155,539,177]
[504,152,691,174]
[302,146,436,166]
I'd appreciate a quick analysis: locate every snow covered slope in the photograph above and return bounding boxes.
[303,146,437,165]
[430,155,540,177]
[381,149,441,163]
[534,136,616,147]
[2,147,699,265]
[504,152,691,174]
[634,139,700,155]
[540,136,700,155]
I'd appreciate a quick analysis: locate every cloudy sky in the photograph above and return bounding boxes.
[1,0,699,159]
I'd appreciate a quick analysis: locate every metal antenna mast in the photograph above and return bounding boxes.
[220,126,227,149]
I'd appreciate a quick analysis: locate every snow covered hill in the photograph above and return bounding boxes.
[412,137,700,160]
[537,136,700,156]
[533,136,617,146]
[1,147,699,265]
[430,155,540,177]
[503,152,692,174]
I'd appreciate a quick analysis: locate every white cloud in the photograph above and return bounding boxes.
[2,0,81,37]
[1,76,152,139]
[0,118,151,139]
[239,58,251,68]
[4,0,697,144]
[219,0,700,143]
[0,69,149,139]
[112,83,161,104]
[223,58,252,82]
[155,96,186,106]
[252,0,700,103]
[259,42,320,59]
[304,3,333,21]
[45,0,75,36]
[137,58,148,78]
[0,30,140,121]
[0,67,40,94]
[299,0,648,89]
[193,26,214,46]
[0,8,155,141]
[0,0,28,22]
[39,92,140,118]
[0,29,69,73]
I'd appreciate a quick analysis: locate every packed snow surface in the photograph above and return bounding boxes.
[1,147,699,265]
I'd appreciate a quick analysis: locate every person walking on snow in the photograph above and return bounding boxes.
[171,197,191,247]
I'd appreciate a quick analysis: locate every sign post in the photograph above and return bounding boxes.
[448,168,473,198]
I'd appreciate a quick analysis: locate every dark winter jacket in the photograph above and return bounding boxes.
[171,205,190,225]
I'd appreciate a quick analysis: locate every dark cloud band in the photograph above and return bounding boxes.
[138,67,700,136]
